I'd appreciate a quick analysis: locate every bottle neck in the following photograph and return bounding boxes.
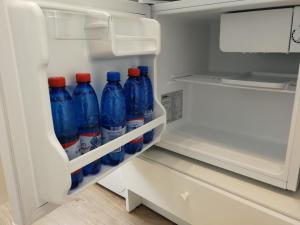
[50,86,65,90]
[77,82,90,86]
[108,80,119,84]
[128,76,140,79]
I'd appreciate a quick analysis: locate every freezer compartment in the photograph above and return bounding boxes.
[156,12,300,189]
[220,8,294,53]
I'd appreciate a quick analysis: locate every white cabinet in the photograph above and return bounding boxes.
[97,168,126,197]
[123,148,300,225]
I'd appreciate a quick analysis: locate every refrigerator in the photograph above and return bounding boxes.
[1,0,300,224]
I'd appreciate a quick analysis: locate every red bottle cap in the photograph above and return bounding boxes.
[48,76,66,88]
[128,68,140,77]
[76,73,91,83]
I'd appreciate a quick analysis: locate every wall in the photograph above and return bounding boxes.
[156,16,210,127]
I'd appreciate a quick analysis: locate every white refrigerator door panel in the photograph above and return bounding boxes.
[0,0,165,225]
[0,1,46,224]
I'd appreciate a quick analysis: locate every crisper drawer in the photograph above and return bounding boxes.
[220,8,294,53]
[122,148,300,225]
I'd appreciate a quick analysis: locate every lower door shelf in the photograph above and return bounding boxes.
[67,115,166,195]
[41,114,166,204]
[69,141,156,195]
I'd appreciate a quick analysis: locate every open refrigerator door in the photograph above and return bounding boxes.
[0,0,166,224]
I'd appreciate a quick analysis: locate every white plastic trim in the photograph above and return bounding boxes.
[68,116,165,173]
[7,0,166,206]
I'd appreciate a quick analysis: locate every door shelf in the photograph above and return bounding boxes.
[37,114,165,204]
[43,8,161,58]
[68,116,165,173]
[69,141,155,195]
[43,9,110,40]
[89,14,161,58]
[173,72,297,93]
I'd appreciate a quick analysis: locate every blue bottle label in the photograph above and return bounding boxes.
[62,139,81,160]
[80,132,101,154]
[102,126,126,153]
[144,110,153,123]
[127,118,144,143]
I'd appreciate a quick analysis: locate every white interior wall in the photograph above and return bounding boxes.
[156,16,210,127]
[188,85,294,144]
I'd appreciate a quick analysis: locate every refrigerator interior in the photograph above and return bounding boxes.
[155,12,300,189]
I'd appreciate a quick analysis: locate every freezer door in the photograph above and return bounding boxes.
[290,7,300,53]
[0,0,165,225]
[286,63,300,191]
[220,8,293,53]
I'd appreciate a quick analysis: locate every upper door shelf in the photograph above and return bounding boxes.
[43,9,161,58]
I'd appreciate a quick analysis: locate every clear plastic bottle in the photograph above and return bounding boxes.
[138,66,154,144]
[124,68,145,154]
[101,72,126,166]
[48,76,83,189]
[73,73,101,176]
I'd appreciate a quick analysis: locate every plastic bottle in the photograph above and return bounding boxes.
[138,66,154,144]
[101,72,126,166]
[48,76,83,190]
[73,73,101,176]
[124,68,145,154]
